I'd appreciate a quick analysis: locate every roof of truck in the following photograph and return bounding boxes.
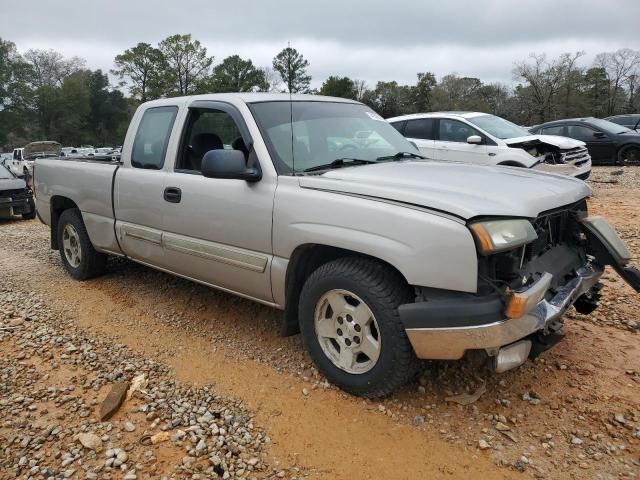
[143,93,360,107]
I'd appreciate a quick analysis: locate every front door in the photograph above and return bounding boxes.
[436,118,488,164]
[567,124,616,164]
[161,102,276,302]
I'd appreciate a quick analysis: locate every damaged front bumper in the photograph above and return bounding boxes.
[532,157,592,180]
[400,264,603,361]
[0,193,34,216]
[400,216,638,369]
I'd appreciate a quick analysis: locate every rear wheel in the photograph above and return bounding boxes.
[299,257,418,398]
[57,209,107,280]
[619,145,640,165]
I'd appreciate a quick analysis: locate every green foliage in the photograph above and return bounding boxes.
[272,47,311,93]
[319,76,357,99]
[204,55,269,93]
[0,38,33,146]
[112,42,165,101]
[158,34,213,96]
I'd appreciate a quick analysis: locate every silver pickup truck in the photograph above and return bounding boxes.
[34,94,640,397]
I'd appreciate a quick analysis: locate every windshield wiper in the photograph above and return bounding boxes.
[302,158,376,173]
[375,151,426,161]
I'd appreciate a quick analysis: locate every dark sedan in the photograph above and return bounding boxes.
[605,114,640,132]
[0,162,35,220]
[530,117,640,165]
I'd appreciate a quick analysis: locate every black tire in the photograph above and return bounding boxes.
[618,145,640,165]
[298,257,418,398]
[57,209,107,280]
[22,198,36,220]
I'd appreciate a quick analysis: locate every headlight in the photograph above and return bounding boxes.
[469,219,537,255]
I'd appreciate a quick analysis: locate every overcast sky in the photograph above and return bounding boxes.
[2,0,639,89]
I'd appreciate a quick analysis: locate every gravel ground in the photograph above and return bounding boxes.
[0,282,282,480]
[0,165,639,479]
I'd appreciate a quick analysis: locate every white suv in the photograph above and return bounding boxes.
[388,112,592,179]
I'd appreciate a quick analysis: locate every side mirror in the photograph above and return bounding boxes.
[593,131,607,138]
[467,135,483,145]
[201,149,261,182]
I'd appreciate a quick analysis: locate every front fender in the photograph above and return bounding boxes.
[273,178,479,293]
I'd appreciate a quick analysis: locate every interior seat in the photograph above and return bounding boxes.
[188,133,223,171]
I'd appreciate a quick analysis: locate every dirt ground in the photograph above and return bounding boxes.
[0,166,638,480]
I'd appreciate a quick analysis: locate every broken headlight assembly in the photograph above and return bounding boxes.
[469,219,538,256]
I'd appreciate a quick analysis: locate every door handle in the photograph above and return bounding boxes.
[163,187,181,203]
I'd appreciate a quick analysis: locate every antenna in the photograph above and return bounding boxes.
[288,41,295,174]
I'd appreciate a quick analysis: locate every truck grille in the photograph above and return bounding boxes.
[563,146,590,167]
[0,189,28,201]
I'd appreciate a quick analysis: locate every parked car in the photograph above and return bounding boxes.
[94,147,114,155]
[0,162,35,220]
[34,93,639,397]
[9,141,61,176]
[605,114,640,132]
[530,118,640,165]
[388,112,592,179]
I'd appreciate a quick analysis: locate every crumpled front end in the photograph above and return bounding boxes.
[399,200,638,371]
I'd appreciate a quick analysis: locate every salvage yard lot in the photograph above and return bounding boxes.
[1,166,639,479]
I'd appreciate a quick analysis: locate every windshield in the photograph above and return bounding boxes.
[0,164,15,179]
[467,114,531,140]
[249,101,419,173]
[588,118,633,135]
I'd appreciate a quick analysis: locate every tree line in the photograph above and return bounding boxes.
[1,33,639,150]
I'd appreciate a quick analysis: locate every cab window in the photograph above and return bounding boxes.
[131,106,178,169]
[176,108,249,172]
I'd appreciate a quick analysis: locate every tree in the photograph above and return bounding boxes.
[24,48,85,138]
[353,79,368,102]
[205,55,268,93]
[362,81,413,118]
[319,76,356,99]
[413,72,436,111]
[594,48,640,115]
[272,47,311,93]
[112,42,165,102]
[158,34,213,96]
[512,53,580,123]
[0,38,33,146]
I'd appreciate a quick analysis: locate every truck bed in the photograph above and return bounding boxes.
[35,157,121,254]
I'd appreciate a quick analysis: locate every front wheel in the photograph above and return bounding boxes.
[298,257,418,398]
[57,209,107,280]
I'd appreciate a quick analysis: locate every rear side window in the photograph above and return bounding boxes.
[541,125,565,136]
[404,118,435,140]
[132,106,178,169]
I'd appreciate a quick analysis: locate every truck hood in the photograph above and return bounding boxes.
[298,161,591,220]
[0,177,27,191]
[505,135,585,150]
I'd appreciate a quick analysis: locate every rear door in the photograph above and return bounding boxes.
[160,101,275,302]
[566,123,615,164]
[436,118,488,164]
[402,118,437,159]
[115,104,180,265]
